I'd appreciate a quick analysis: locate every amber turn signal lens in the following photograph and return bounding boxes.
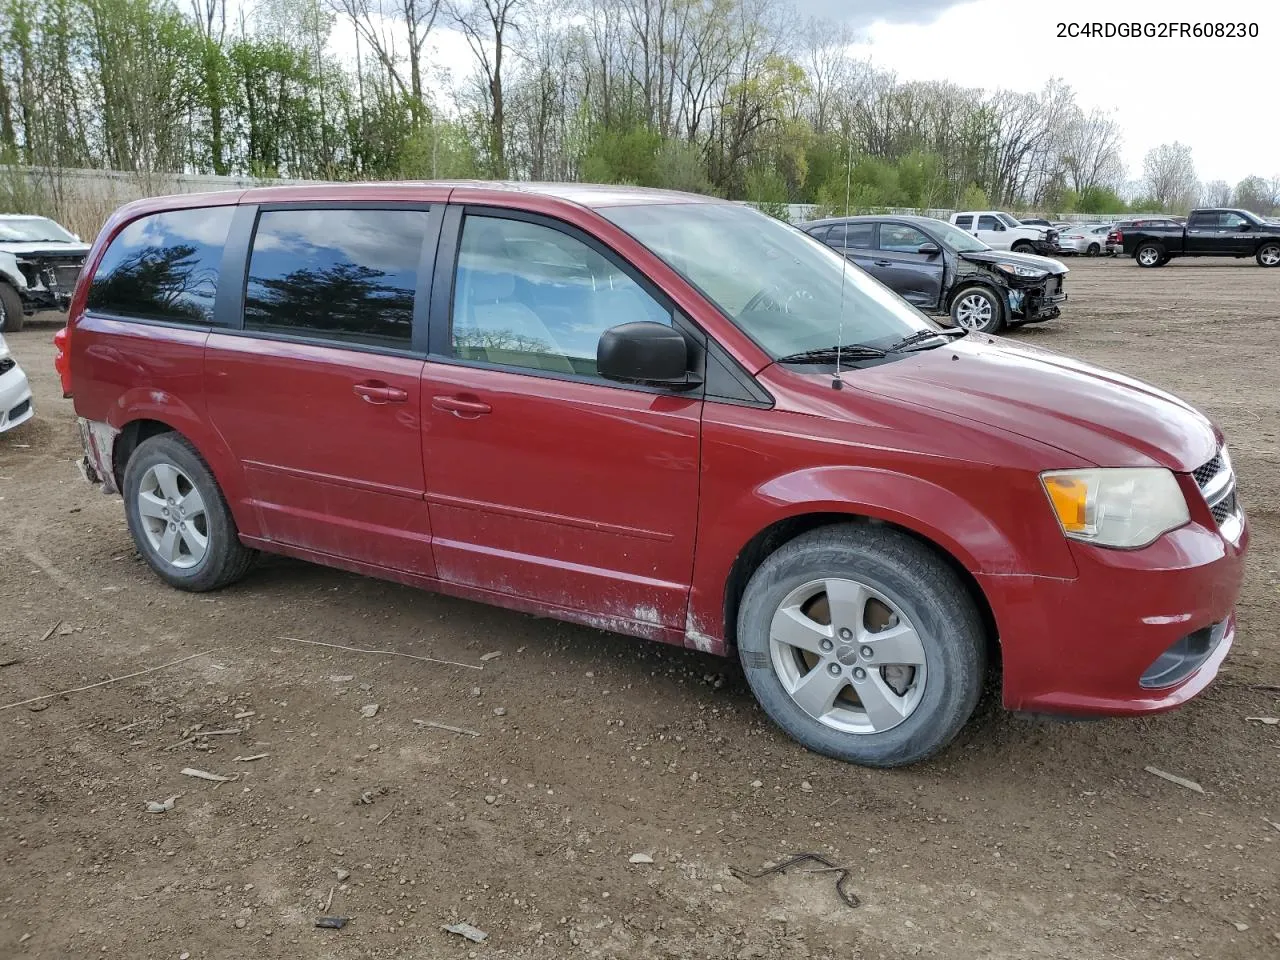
[1043,474,1090,532]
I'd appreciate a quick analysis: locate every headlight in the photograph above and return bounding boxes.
[1041,468,1190,548]
[996,262,1048,280]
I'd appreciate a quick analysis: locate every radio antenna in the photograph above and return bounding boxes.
[832,135,853,390]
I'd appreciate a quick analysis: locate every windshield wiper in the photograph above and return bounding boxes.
[885,328,968,353]
[776,344,888,363]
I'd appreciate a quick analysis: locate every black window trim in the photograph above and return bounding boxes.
[223,200,444,357]
[83,204,240,331]
[427,204,759,401]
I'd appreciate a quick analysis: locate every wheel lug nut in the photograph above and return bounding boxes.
[838,628,852,640]
[819,639,833,652]
[853,667,867,680]
[861,646,874,659]
[827,663,841,677]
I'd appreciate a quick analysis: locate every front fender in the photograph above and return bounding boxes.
[685,464,1078,654]
[0,252,27,290]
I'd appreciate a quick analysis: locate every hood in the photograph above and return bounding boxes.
[851,336,1217,471]
[959,249,1068,275]
[0,240,91,258]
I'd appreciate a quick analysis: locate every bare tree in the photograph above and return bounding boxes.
[189,0,226,42]
[1060,107,1123,194]
[449,0,525,177]
[1201,179,1232,206]
[1141,142,1198,212]
[331,0,442,122]
[1232,175,1271,214]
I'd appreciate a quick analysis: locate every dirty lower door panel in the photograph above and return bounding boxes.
[420,361,701,631]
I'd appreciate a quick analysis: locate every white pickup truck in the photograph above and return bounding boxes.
[950,211,1058,255]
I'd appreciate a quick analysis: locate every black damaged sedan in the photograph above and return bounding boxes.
[800,215,1067,334]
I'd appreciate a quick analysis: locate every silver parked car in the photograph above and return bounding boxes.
[1055,223,1113,256]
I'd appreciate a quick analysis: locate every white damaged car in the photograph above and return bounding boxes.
[0,334,34,433]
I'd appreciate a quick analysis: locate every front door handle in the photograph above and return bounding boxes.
[874,259,893,267]
[353,381,409,404]
[432,395,492,417]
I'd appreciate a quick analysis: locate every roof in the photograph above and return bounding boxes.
[0,213,52,220]
[237,180,727,210]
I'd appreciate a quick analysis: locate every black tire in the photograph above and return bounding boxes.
[1086,243,1100,257]
[737,524,987,768]
[1257,242,1280,268]
[123,433,256,592]
[0,283,24,333]
[1135,243,1165,267]
[1011,241,1035,254]
[949,285,1004,334]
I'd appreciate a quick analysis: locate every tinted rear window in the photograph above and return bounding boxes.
[243,208,429,349]
[88,207,234,323]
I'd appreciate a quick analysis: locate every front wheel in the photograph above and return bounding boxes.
[1011,241,1035,254]
[736,524,987,768]
[1135,244,1165,267]
[950,286,1004,333]
[123,433,256,592]
[1257,243,1280,267]
[0,283,24,333]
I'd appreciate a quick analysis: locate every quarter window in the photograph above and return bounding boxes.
[451,215,670,377]
[878,224,931,253]
[243,208,429,349]
[87,207,234,324]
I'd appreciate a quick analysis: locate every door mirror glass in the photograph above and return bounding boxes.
[1239,221,1252,231]
[917,242,940,256]
[597,321,693,388]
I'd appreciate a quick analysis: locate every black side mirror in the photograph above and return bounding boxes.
[1238,222,1252,231]
[598,321,697,389]
[917,242,941,256]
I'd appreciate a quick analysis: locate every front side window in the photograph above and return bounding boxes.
[977,215,1001,231]
[88,207,234,324]
[451,215,670,377]
[878,224,930,253]
[1221,212,1248,228]
[601,202,936,360]
[244,208,428,349]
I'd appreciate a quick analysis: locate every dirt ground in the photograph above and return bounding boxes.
[1,257,1278,960]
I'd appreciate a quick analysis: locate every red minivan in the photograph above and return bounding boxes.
[57,183,1248,767]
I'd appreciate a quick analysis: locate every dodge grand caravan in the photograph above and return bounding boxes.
[56,182,1248,767]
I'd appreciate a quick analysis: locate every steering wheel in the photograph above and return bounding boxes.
[741,283,813,317]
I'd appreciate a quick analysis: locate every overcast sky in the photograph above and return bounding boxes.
[365,0,1278,187]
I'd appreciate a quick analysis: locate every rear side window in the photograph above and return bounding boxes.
[1187,212,1219,229]
[88,207,234,324]
[826,223,874,249]
[244,208,429,349]
[954,215,973,229]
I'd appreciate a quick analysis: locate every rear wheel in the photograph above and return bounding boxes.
[1257,243,1280,268]
[0,283,24,333]
[1086,243,1101,256]
[737,524,987,768]
[123,433,256,591]
[950,286,1003,334]
[1135,243,1165,267]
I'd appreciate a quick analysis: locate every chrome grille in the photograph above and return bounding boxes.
[1194,446,1241,539]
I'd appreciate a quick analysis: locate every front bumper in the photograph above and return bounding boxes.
[1008,279,1067,322]
[0,361,34,432]
[21,288,73,313]
[982,517,1248,716]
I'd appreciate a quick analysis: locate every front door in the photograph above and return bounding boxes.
[871,222,945,309]
[975,214,1009,250]
[204,205,438,574]
[420,210,702,631]
[1219,211,1256,255]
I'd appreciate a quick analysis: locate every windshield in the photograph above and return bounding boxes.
[997,213,1021,228]
[601,203,936,358]
[925,219,990,252]
[0,217,77,243]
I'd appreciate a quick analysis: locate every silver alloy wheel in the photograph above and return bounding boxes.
[137,462,209,570]
[954,292,994,331]
[1138,247,1161,266]
[768,578,928,735]
[1261,245,1280,266]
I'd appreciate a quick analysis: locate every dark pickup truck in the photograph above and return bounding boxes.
[1121,208,1280,268]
